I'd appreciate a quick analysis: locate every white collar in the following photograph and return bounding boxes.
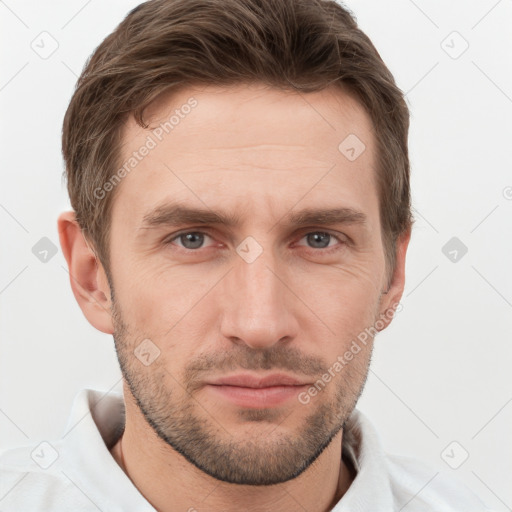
[59,389,394,511]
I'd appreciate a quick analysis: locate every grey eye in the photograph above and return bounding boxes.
[305,232,332,249]
[177,232,207,249]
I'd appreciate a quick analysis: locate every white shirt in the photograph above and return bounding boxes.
[0,388,494,511]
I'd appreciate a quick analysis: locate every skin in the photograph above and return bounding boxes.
[58,82,410,512]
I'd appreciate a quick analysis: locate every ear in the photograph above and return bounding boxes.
[376,227,411,331]
[57,211,114,334]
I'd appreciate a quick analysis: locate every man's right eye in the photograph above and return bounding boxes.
[165,231,215,251]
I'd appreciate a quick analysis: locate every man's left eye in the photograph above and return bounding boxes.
[296,231,344,250]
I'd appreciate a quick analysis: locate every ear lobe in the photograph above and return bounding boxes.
[376,228,411,332]
[57,211,114,334]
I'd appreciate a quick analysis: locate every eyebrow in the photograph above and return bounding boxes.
[139,203,367,231]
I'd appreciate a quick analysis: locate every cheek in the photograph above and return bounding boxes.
[112,262,220,364]
[294,258,382,341]
[111,255,194,326]
[298,251,382,301]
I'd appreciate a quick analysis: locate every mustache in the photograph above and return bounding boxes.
[183,344,328,393]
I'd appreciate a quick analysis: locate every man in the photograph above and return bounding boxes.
[0,0,494,510]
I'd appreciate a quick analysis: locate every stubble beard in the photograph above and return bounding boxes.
[111,295,373,485]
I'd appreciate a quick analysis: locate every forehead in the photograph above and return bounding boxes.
[112,83,379,229]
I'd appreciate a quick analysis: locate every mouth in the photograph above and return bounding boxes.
[204,373,311,408]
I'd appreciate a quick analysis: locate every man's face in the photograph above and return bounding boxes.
[107,83,395,485]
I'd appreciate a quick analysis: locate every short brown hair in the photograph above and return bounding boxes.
[62,0,413,284]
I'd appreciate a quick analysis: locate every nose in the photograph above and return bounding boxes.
[219,248,299,350]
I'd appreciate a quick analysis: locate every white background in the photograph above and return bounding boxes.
[0,0,511,510]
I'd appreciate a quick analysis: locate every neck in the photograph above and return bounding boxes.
[110,393,354,512]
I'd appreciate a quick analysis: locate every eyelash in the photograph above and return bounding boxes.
[164,229,348,255]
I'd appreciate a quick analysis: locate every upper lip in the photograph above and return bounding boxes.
[207,373,310,388]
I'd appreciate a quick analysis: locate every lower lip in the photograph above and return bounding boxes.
[205,384,309,408]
